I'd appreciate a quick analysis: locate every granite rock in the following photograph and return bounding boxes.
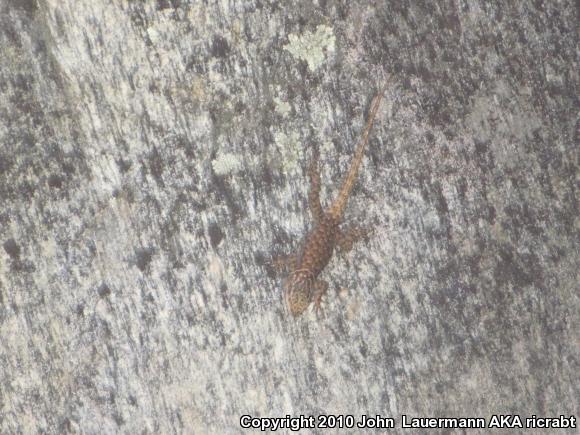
[0,1,578,433]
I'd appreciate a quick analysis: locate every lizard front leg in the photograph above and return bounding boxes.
[336,225,373,254]
[312,278,329,314]
[269,253,299,275]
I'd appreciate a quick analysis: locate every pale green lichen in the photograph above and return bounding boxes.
[274,97,291,117]
[273,129,302,173]
[320,140,334,156]
[283,25,335,71]
[212,152,243,175]
[147,27,161,44]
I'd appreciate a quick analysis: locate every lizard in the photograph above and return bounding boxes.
[275,86,386,317]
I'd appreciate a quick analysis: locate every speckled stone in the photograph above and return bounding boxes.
[0,1,577,433]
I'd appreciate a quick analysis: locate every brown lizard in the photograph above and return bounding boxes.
[276,87,386,317]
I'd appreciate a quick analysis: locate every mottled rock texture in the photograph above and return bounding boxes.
[0,1,577,433]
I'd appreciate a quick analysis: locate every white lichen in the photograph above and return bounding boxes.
[147,27,161,44]
[212,152,243,175]
[273,129,302,173]
[274,97,291,117]
[283,25,335,71]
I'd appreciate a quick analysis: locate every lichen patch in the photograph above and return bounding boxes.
[212,152,243,176]
[283,25,335,71]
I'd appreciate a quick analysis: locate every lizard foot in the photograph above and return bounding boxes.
[337,225,373,254]
[312,279,329,315]
[268,253,298,274]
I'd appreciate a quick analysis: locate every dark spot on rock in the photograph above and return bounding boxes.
[3,239,20,260]
[474,139,489,156]
[47,174,64,189]
[13,259,35,273]
[254,252,266,266]
[101,321,112,339]
[148,148,164,186]
[97,283,111,298]
[128,395,137,406]
[417,64,434,83]
[444,12,461,32]
[494,246,533,288]
[3,24,20,48]
[13,73,32,91]
[547,245,565,265]
[488,205,496,223]
[135,248,154,272]
[261,165,273,187]
[211,35,230,58]
[208,223,224,248]
[254,251,271,274]
[220,283,229,309]
[156,0,180,10]
[142,292,155,304]
[211,169,242,222]
[435,261,456,283]
[34,38,47,55]
[466,254,482,275]
[18,181,36,200]
[76,303,85,317]
[0,156,13,173]
[21,132,35,148]
[85,240,98,260]
[359,342,368,357]
[122,186,136,204]
[457,178,467,200]
[149,81,160,93]
[113,413,125,427]
[61,162,75,176]
[14,0,38,14]
[59,417,72,433]
[116,158,132,173]
[434,184,449,215]
[235,101,246,114]
[190,199,206,212]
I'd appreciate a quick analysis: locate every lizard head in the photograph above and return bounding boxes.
[284,269,314,317]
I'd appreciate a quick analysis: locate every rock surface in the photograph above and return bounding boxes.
[0,1,577,433]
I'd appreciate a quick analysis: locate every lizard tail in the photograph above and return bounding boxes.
[328,86,386,221]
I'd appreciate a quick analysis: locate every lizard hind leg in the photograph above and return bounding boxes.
[308,151,324,224]
[312,278,329,315]
[269,253,299,275]
[336,225,373,254]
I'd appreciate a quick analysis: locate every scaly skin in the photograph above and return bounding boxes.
[283,88,386,317]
